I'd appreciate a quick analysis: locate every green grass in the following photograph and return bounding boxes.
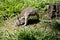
[0,18,60,40]
[0,0,60,21]
[0,25,57,40]
[0,0,60,40]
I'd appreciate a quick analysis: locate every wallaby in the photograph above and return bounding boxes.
[19,7,39,26]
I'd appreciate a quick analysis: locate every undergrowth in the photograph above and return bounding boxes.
[0,0,60,40]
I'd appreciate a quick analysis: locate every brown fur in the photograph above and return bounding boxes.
[19,7,39,26]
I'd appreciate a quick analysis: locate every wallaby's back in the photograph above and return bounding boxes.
[20,7,37,17]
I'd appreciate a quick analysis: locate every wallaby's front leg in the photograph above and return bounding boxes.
[23,16,28,26]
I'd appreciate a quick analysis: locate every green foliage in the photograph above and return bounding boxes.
[0,27,56,40]
[0,0,60,40]
[0,0,60,21]
[41,20,60,31]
